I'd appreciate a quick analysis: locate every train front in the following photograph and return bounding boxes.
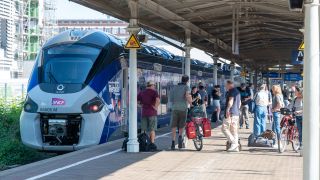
[20,30,125,152]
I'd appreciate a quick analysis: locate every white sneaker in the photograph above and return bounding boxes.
[273,144,278,149]
[227,143,239,152]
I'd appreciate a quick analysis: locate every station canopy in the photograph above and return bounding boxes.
[72,0,304,69]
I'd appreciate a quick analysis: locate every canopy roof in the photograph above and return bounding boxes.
[72,0,304,70]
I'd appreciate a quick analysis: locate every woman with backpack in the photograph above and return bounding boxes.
[271,85,284,148]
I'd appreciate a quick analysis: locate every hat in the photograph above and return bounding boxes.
[147,81,155,87]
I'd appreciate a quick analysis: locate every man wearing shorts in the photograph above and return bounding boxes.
[169,75,192,150]
[138,81,160,151]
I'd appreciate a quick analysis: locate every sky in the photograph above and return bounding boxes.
[55,0,213,63]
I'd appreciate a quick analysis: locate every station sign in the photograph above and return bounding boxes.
[291,50,303,65]
[125,34,141,49]
[284,73,303,81]
[262,72,280,78]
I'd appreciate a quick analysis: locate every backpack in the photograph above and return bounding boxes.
[138,132,151,152]
[122,137,129,151]
[248,133,273,147]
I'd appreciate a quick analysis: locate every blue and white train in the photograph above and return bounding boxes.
[20,30,240,152]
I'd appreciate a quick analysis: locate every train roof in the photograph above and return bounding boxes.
[42,30,240,74]
[43,30,123,49]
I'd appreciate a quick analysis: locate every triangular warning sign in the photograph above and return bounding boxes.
[125,34,141,49]
[298,42,304,50]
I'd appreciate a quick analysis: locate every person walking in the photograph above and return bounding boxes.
[237,83,252,129]
[222,80,241,152]
[211,85,221,122]
[290,87,303,149]
[137,81,160,151]
[169,75,192,150]
[198,83,208,117]
[253,84,269,138]
[271,85,284,148]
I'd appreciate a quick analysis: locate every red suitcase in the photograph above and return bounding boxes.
[202,118,212,137]
[186,121,197,139]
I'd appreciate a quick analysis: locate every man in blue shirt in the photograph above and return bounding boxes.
[222,80,241,152]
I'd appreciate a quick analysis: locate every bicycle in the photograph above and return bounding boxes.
[191,117,204,151]
[278,108,300,153]
[186,106,207,151]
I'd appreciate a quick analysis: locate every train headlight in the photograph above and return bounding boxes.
[81,97,104,114]
[23,96,38,113]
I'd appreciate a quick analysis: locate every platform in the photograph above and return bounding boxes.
[0,120,302,180]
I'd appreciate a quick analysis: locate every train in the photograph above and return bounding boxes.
[20,30,240,152]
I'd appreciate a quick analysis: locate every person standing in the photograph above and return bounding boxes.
[222,80,241,152]
[137,81,160,151]
[212,85,221,122]
[253,84,269,138]
[191,86,201,107]
[237,83,252,129]
[271,85,284,148]
[248,83,255,114]
[290,87,303,148]
[169,75,192,150]
[198,83,208,117]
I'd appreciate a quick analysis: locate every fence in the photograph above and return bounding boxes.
[0,82,28,101]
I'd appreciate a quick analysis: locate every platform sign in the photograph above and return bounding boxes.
[125,34,141,49]
[291,50,304,65]
[262,72,280,78]
[284,73,303,81]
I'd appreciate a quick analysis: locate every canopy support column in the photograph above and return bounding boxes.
[184,29,191,78]
[303,1,320,179]
[127,0,140,153]
[212,57,218,85]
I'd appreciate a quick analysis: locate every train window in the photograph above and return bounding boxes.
[42,44,101,84]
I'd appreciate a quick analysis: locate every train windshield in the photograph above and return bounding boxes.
[42,44,101,84]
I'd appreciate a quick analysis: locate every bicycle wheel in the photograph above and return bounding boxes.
[193,124,203,151]
[278,126,288,153]
[291,126,300,153]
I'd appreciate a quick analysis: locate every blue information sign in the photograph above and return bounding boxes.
[262,72,280,78]
[291,50,303,65]
[284,73,303,81]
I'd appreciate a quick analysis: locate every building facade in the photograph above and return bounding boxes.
[0,0,16,79]
[57,18,129,40]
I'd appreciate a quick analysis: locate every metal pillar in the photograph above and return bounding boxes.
[254,70,258,89]
[184,29,191,78]
[303,0,320,179]
[250,72,253,84]
[232,5,239,55]
[230,64,235,81]
[127,0,139,153]
[213,57,218,85]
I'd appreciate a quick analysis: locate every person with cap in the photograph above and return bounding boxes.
[198,82,208,117]
[169,75,192,150]
[237,83,252,129]
[253,84,269,138]
[222,80,241,152]
[137,81,160,151]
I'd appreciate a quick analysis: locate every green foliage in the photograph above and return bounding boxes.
[0,99,53,171]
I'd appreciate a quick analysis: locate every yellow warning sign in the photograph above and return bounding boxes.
[298,42,304,50]
[125,34,141,49]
